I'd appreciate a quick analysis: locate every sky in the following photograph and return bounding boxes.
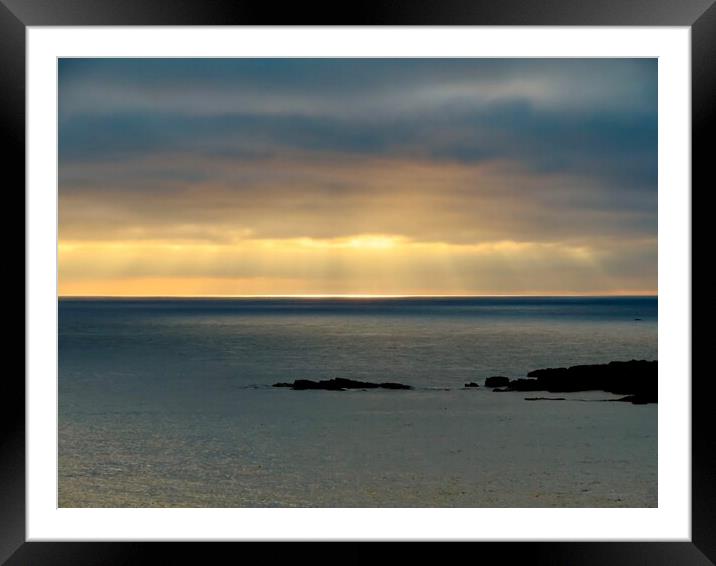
[58,58,657,296]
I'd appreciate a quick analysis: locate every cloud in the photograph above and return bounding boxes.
[59,58,656,119]
[59,98,656,190]
[59,152,656,246]
[58,58,658,295]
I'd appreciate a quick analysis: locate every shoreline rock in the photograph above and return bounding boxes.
[485,376,510,388]
[503,360,657,404]
[274,360,656,402]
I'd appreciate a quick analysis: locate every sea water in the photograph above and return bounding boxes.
[58,296,657,507]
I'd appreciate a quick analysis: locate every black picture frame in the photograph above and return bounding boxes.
[5,0,709,562]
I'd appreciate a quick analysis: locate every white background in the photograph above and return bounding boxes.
[26,27,691,541]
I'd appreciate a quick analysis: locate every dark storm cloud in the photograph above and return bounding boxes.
[59,102,656,193]
[59,58,656,194]
[58,58,657,113]
[58,58,657,246]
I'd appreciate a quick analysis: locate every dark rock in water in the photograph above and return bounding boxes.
[503,378,544,392]
[274,378,412,391]
[504,360,657,403]
[485,376,510,388]
[292,379,344,390]
[379,382,413,390]
[524,397,567,401]
[464,382,480,388]
[492,388,508,392]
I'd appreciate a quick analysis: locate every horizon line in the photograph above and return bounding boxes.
[59,292,658,299]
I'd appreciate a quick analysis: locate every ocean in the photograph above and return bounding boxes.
[58,296,658,507]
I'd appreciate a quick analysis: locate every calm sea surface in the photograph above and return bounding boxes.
[59,296,657,507]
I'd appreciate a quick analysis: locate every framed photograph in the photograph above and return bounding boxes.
[7,0,709,562]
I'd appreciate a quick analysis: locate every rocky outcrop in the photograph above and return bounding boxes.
[273,378,412,391]
[273,360,656,402]
[504,360,657,403]
[485,376,510,388]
